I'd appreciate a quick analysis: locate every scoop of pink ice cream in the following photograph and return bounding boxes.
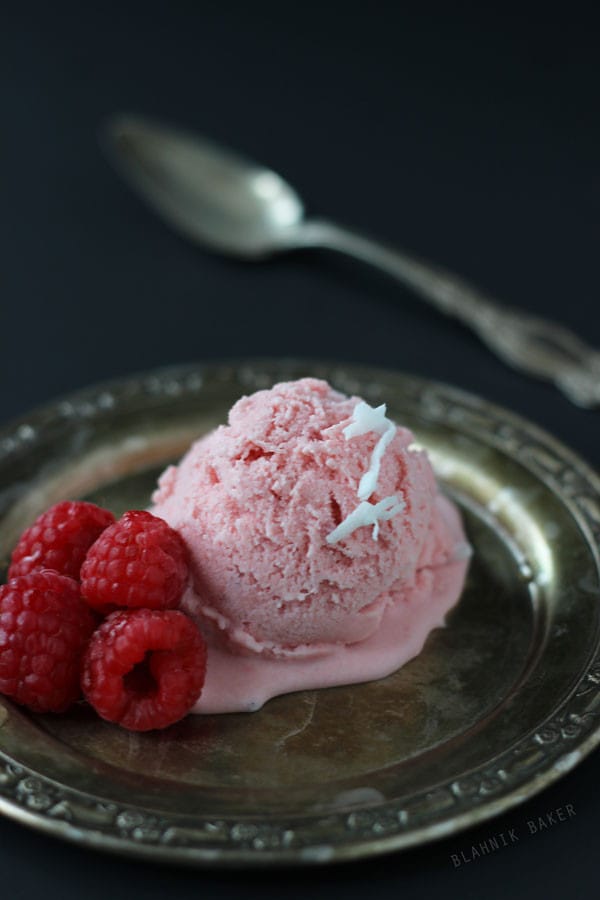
[151,378,466,672]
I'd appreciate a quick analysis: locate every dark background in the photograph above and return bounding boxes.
[1,3,599,898]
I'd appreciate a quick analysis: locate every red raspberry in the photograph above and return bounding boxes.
[0,571,96,713]
[8,501,115,581]
[80,510,188,614]
[82,608,206,731]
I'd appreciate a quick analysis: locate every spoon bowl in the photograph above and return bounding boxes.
[107,116,305,257]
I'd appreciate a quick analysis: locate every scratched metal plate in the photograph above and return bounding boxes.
[0,360,599,866]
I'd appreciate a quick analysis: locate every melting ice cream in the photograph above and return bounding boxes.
[151,378,470,713]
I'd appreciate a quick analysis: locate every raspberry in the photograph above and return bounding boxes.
[80,510,189,613]
[0,571,96,713]
[82,608,206,731]
[8,501,115,581]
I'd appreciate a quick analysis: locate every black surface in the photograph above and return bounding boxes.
[2,4,599,898]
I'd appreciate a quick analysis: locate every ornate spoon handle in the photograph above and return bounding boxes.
[294,220,600,409]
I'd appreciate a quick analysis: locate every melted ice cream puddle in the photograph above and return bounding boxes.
[327,401,404,543]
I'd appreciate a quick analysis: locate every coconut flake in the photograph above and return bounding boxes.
[343,402,396,501]
[326,401,404,543]
[326,496,405,544]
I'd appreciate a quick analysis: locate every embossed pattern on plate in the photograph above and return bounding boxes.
[0,360,598,866]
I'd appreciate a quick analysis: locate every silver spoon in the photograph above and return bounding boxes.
[104,114,600,409]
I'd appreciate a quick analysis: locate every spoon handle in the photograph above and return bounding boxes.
[294,219,600,409]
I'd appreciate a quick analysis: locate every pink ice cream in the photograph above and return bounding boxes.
[151,378,469,713]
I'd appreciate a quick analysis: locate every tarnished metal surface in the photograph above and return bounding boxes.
[0,360,598,865]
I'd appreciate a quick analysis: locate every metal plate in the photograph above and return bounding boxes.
[0,359,599,866]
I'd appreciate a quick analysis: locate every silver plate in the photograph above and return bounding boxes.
[0,359,599,867]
